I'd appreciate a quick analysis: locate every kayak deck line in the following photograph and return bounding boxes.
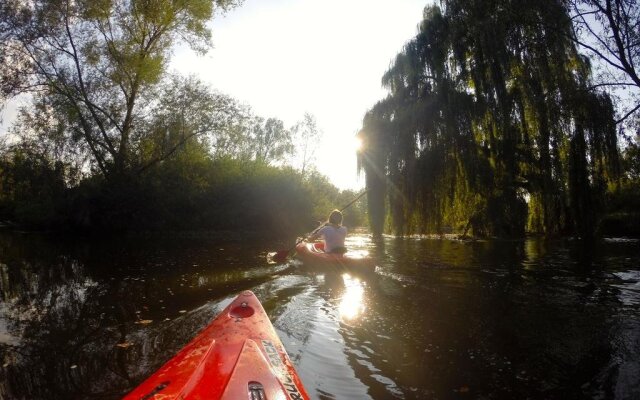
[124,291,310,400]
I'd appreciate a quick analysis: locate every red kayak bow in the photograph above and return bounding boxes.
[123,291,310,400]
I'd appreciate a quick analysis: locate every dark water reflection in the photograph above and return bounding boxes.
[0,232,639,399]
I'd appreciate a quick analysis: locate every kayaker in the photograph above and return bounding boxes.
[308,209,347,253]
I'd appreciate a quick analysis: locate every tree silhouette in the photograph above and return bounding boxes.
[358,1,620,238]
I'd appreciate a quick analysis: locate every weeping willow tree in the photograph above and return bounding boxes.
[357,0,620,238]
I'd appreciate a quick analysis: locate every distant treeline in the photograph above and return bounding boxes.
[0,146,366,233]
[357,0,640,238]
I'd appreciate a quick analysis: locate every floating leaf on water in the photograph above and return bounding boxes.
[116,342,132,348]
[179,310,187,314]
[135,320,153,325]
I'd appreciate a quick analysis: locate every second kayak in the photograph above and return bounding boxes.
[123,290,310,400]
[295,241,376,271]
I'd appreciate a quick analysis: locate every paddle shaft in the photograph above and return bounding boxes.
[336,189,369,214]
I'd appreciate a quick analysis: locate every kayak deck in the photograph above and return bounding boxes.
[123,290,309,400]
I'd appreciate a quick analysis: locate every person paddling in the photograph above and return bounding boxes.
[308,209,347,254]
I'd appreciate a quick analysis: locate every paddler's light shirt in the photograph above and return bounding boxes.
[315,224,347,253]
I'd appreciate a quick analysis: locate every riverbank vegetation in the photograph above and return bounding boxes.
[357,0,639,238]
[1,1,637,238]
[0,145,366,233]
[0,0,365,234]
[0,83,366,232]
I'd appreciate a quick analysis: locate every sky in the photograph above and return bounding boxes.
[171,0,430,189]
[0,0,431,190]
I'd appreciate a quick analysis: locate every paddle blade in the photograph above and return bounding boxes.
[268,250,290,263]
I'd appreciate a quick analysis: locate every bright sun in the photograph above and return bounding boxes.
[352,136,363,152]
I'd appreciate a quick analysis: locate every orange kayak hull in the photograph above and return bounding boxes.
[295,242,375,271]
[123,291,310,400]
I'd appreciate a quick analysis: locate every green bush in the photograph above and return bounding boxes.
[1,142,365,235]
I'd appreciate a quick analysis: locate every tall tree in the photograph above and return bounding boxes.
[206,104,296,165]
[358,1,621,238]
[251,117,293,165]
[292,112,322,176]
[136,75,242,173]
[0,0,241,180]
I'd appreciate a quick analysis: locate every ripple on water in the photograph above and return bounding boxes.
[271,285,373,399]
[612,270,640,306]
[603,237,640,244]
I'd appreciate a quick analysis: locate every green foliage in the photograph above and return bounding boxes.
[0,0,242,179]
[622,140,640,180]
[0,136,360,234]
[358,1,622,238]
[251,117,294,164]
[0,74,351,235]
[291,113,322,176]
[135,75,244,171]
[603,138,640,235]
[65,154,363,234]
[0,149,69,227]
[600,174,640,236]
[300,170,366,228]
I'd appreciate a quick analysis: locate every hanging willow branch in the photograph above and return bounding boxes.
[358,0,621,238]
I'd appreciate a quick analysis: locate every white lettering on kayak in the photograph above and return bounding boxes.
[261,340,304,400]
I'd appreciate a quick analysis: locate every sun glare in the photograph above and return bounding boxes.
[339,273,365,321]
[352,136,363,152]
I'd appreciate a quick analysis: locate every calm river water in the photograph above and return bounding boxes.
[0,231,639,399]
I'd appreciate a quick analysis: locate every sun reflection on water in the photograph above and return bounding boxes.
[339,273,365,321]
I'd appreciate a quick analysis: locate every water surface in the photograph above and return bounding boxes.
[0,232,638,399]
